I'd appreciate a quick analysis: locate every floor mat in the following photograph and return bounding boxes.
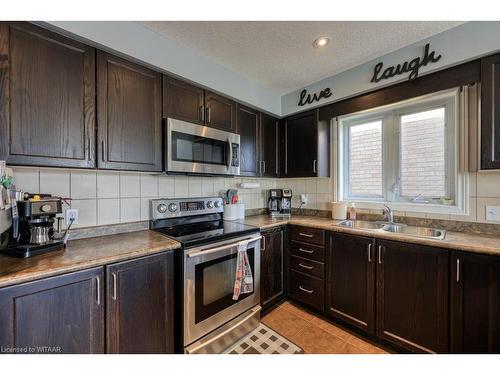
[224,323,303,354]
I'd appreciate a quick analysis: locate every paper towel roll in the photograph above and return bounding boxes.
[331,202,347,220]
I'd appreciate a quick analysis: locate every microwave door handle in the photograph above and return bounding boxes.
[187,236,262,259]
[226,138,233,169]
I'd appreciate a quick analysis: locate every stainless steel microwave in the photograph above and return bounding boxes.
[166,118,240,176]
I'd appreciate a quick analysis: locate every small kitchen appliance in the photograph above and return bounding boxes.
[267,188,292,217]
[5,194,67,258]
[150,196,262,353]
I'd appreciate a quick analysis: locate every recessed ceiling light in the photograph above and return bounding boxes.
[313,36,330,48]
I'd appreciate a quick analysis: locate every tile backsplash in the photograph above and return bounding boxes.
[11,167,277,229]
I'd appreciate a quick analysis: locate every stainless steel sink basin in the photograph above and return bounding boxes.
[337,220,385,230]
[381,224,446,239]
[335,220,446,240]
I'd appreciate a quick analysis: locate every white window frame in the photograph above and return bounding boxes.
[334,87,469,215]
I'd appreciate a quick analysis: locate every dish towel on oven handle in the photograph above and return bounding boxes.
[232,241,254,300]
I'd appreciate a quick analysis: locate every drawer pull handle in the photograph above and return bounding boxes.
[299,286,314,294]
[299,232,314,238]
[299,263,314,270]
[298,248,314,254]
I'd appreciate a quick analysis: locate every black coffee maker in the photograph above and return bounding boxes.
[6,194,66,258]
[267,189,292,217]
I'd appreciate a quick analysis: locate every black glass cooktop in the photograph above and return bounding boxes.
[153,219,259,248]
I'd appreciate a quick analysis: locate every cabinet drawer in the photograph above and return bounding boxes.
[289,270,324,312]
[291,241,325,263]
[291,255,325,279]
[291,226,325,246]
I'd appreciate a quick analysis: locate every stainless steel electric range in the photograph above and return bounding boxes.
[150,196,262,354]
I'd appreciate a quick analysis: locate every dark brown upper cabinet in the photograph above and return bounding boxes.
[163,76,205,125]
[451,251,500,353]
[376,239,449,353]
[481,53,500,169]
[0,22,96,168]
[283,109,330,177]
[237,104,260,176]
[106,252,174,354]
[205,90,237,133]
[0,267,104,353]
[163,76,236,133]
[260,113,280,177]
[326,232,376,335]
[97,51,162,171]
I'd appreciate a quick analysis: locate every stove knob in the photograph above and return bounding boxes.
[168,203,178,212]
[206,201,214,209]
[214,200,221,208]
[157,203,167,214]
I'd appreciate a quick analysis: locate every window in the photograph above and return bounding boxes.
[336,88,465,213]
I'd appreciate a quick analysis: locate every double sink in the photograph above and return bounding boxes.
[335,220,446,240]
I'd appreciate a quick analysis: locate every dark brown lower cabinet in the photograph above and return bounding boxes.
[0,267,104,353]
[451,251,500,353]
[106,252,174,353]
[326,232,376,334]
[376,239,449,353]
[260,227,285,311]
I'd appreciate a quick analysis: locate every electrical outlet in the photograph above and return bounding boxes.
[300,194,308,205]
[65,208,79,226]
[486,206,500,221]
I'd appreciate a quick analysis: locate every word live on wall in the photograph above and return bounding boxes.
[371,43,442,83]
[298,87,332,106]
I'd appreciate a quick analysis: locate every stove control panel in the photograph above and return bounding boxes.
[150,197,224,220]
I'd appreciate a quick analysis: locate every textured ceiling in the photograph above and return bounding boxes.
[141,21,464,94]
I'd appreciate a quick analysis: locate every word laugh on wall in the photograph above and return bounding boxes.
[371,43,442,83]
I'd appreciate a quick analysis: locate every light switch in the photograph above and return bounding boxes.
[485,206,500,221]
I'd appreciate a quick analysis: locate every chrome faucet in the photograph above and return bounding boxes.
[382,205,394,224]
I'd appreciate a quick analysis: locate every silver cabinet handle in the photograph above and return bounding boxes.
[299,286,314,294]
[96,276,101,305]
[299,232,314,238]
[313,159,317,174]
[367,243,372,262]
[262,160,266,175]
[261,235,266,252]
[206,107,211,123]
[199,105,205,122]
[299,263,314,270]
[298,247,314,254]
[112,273,117,300]
[101,140,105,161]
[378,245,383,264]
[456,258,460,283]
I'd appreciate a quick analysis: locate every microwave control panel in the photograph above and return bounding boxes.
[231,143,240,167]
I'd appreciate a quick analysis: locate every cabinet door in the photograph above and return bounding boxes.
[97,51,162,171]
[163,75,204,124]
[0,22,95,168]
[260,228,284,310]
[284,110,318,177]
[260,113,279,177]
[326,232,376,334]
[376,240,449,353]
[0,267,104,353]
[205,90,236,132]
[106,252,174,354]
[451,252,500,353]
[481,53,500,169]
[238,105,260,176]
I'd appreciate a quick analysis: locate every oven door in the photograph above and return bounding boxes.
[167,118,240,175]
[184,234,261,346]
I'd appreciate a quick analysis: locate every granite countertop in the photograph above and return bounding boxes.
[237,215,500,257]
[0,230,181,288]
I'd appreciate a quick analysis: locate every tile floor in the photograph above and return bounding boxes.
[261,301,390,354]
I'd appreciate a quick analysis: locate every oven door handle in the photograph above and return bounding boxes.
[187,236,263,259]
